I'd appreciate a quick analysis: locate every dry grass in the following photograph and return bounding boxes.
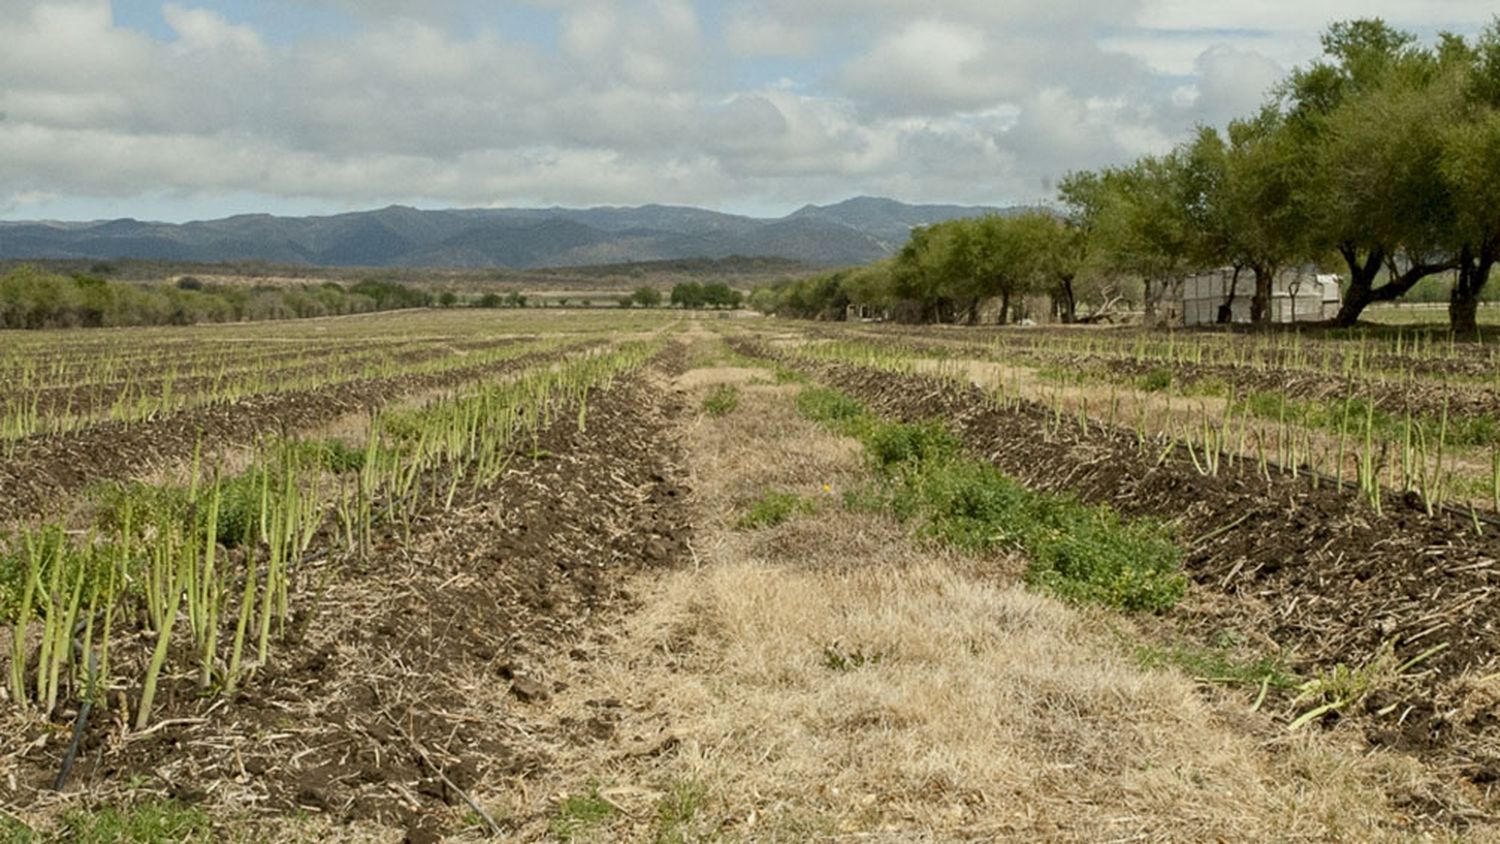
[504,343,1473,842]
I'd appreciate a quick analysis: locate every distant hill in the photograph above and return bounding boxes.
[0,197,1021,269]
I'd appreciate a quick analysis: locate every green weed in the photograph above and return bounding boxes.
[552,786,615,842]
[1137,367,1173,392]
[822,642,886,672]
[738,490,815,529]
[55,800,213,844]
[701,385,739,417]
[653,779,709,844]
[1134,639,1299,690]
[800,386,1186,613]
[795,387,867,430]
[286,438,367,473]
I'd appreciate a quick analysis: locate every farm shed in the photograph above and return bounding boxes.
[1179,269,1342,326]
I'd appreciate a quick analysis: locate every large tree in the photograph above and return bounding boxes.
[1284,19,1459,325]
[1439,23,1500,336]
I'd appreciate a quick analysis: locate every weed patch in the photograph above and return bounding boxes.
[552,785,615,841]
[1137,367,1173,392]
[54,800,213,844]
[738,490,816,529]
[1134,638,1299,690]
[822,641,886,671]
[701,385,739,417]
[653,779,708,844]
[797,386,1186,613]
[795,387,867,432]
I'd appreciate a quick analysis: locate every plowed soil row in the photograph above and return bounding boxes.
[743,339,1500,792]
[837,323,1500,380]
[3,345,692,841]
[4,335,528,421]
[0,338,396,389]
[811,326,1500,421]
[1098,358,1500,421]
[0,340,601,526]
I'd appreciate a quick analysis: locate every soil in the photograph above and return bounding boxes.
[741,337,1500,808]
[1,345,692,839]
[0,340,603,526]
[2,336,527,421]
[815,323,1500,421]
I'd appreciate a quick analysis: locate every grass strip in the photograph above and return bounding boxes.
[796,386,1186,613]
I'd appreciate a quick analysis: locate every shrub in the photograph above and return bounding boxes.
[795,387,866,429]
[863,420,959,471]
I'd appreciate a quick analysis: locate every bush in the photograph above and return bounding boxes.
[794,387,866,428]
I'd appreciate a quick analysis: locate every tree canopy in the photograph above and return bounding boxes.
[751,18,1500,335]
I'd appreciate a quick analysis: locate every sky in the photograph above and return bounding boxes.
[0,0,1494,222]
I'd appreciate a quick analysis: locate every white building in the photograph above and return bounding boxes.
[1179,269,1342,327]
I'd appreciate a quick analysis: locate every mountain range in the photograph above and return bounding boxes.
[0,197,1018,269]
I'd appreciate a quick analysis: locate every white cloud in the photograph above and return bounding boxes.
[162,4,265,56]
[840,19,999,115]
[723,8,816,57]
[1,0,1497,219]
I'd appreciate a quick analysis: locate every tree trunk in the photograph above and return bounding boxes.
[1250,263,1275,324]
[1333,245,1385,326]
[999,291,1011,326]
[1217,266,1242,324]
[1055,276,1077,324]
[1450,243,1495,339]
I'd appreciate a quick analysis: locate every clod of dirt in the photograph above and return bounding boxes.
[511,675,550,704]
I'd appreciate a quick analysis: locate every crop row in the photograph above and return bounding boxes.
[0,340,662,733]
[0,334,538,444]
[836,322,1500,386]
[786,335,1500,517]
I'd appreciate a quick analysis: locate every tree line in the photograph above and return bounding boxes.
[619,281,744,309]
[0,267,432,330]
[753,19,1500,335]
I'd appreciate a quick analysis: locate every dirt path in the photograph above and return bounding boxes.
[498,337,1466,841]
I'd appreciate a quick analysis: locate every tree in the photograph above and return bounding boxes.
[631,285,663,308]
[1006,212,1085,323]
[1180,111,1313,324]
[1064,156,1198,323]
[1439,22,1500,335]
[671,281,705,308]
[701,282,741,308]
[1280,19,1458,325]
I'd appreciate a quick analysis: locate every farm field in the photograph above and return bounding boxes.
[3,310,1500,841]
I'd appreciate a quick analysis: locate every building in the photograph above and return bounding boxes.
[1179,269,1342,327]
